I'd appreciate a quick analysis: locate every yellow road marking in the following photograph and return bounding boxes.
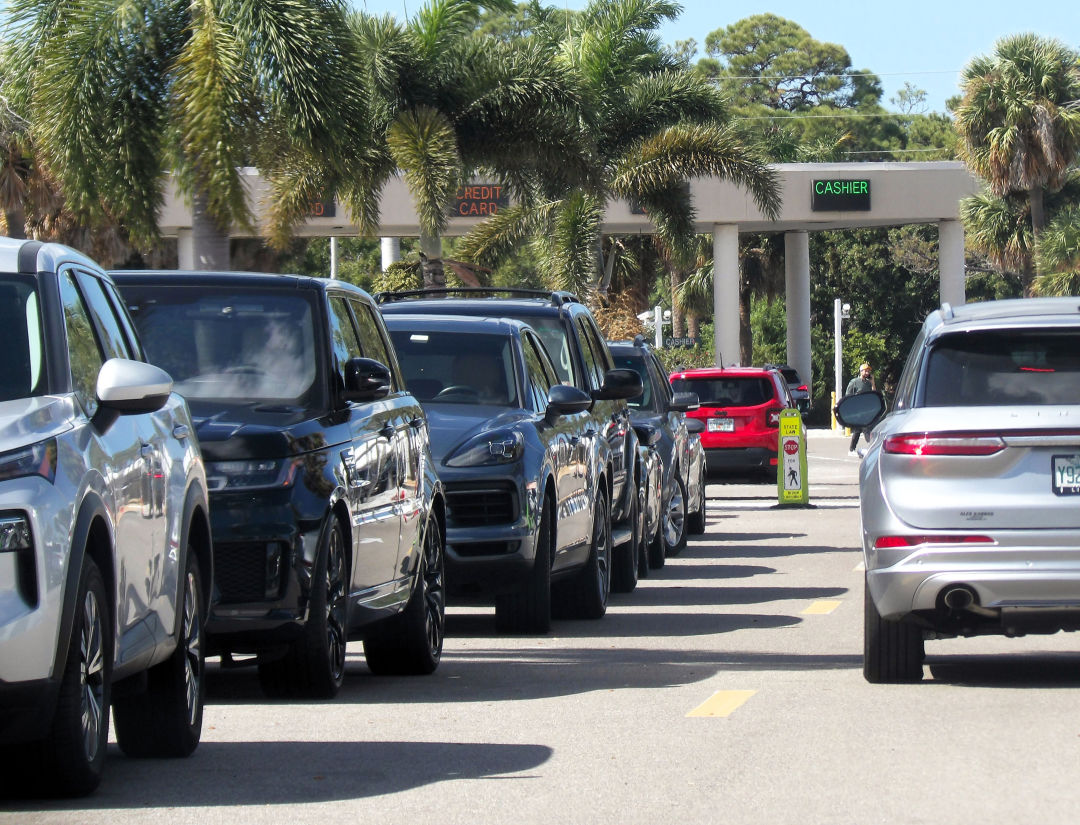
[686,690,756,718]
[802,599,842,615]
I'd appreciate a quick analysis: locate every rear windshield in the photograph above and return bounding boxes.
[121,285,320,403]
[671,376,773,407]
[0,276,45,401]
[923,330,1080,406]
[389,329,519,407]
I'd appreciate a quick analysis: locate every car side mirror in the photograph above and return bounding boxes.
[685,417,705,435]
[632,422,661,447]
[669,391,699,412]
[834,391,887,429]
[342,357,392,403]
[96,358,172,415]
[546,384,592,420]
[593,368,643,401]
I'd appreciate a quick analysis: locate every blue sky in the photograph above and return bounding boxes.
[350,0,1080,113]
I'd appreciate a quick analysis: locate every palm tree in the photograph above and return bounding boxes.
[1033,205,1080,295]
[5,0,371,269]
[267,0,591,290]
[457,0,780,297]
[954,33,1080,294]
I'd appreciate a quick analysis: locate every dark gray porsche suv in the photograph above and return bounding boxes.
[114,272,447,698]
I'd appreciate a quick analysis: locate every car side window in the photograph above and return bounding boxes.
[522,332,555,412]
[101,279,145,361]
[649,353,673,405]
[59,272,104,417]
[349,299,399,392]
[328,296,363,389]
[894,327,927,410]
[74,270,132,362]
[575,317,605,391]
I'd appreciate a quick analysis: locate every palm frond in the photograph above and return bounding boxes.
[388,106,461,237]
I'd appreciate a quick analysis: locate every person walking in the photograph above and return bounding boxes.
[844,362,876,453]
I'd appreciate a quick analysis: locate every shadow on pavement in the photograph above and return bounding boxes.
[926,653,1080,687]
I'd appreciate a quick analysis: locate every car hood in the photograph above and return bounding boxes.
[0,396,76,452]
[188,400,342,462]
[423,403,531,464]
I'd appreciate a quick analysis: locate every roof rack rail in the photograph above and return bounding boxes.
[940,302,954,321]
[373,287,579,306]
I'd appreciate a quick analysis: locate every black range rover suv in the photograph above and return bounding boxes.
[377,289,645,594]
[113,272,446,698]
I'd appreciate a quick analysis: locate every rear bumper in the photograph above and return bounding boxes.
[703,447,776,472]
[867,539,1080,624]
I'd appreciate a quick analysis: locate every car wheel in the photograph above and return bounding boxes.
[32,557,111,797]
[259,517,349,698]
[686,464,707,535]
[611,482,640,594]
[863,576,924,684]
[635,482,650,580]
[663,474,688,557]
[495,496,552,634]
[558,490,611,620]
[363,515,445,675]
[114,550,206,757]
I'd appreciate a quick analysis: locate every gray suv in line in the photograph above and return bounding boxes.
[0,240,212,797]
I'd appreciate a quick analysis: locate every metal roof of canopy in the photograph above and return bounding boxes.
[157,161,980,238]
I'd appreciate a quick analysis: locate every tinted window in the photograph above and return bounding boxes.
[75,270,132,361]
[575,317,605,391]
[60,272,104,416]
[123,285,319,403]
[671,376,774,407]
[389,329,519,407]
[515,315,574,385]
[0,276,45,401]
[922,330,1080,407]
[328,296,363,389]
[522,332,555,412]
[612,352,655,411]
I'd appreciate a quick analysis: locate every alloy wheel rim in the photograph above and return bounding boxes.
[595,498,611,600]
[664,483,685,548]
[423,524,445,656]
[326,528,347,682]
[183,570,203,726]
[79,588,105,763]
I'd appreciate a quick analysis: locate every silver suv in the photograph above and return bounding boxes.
[836,298,1080,683]
[0,240,212,796]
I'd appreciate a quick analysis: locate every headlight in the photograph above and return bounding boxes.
[0,439,57,484]
[207,458,300,491]
[445,430,524,468]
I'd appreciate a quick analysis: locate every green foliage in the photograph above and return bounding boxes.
[1033,204,1080,295]
[374,260,423,293]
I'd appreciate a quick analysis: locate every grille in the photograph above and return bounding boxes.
[445,483,517,526]
[214,541,286,603]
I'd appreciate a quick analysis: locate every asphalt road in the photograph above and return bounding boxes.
[7,428,1080,824]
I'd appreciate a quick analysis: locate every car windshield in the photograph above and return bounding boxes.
[672,376,773,407]
[122,285,319,403]
[922,329,1080,407]
[0,276,45,402]
[389,329,519,407]
[611,353,656,412]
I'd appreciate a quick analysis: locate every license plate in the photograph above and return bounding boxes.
[708,418,734,433]
[1052,454,1080,495]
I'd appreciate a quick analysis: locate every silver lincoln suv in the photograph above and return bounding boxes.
[0,240,212,797]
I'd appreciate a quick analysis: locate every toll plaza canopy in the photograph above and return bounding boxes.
[160,161,980,396]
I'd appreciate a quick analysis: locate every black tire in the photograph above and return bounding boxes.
[259,518,349,699]
[686,464,706,535]
[647,526,666,569]
[495,497,552,634]
[33,557,111,797]
[663,473,688,557]
[611,482,640,594]
[363,515,445,675]
[558,490,611,620]
[863,577,924,684]
[635,482,650,580]
[114,551,206,757]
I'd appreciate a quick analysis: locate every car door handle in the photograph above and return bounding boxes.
[172,424,189,440]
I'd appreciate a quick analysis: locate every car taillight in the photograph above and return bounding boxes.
[797,385,808,392]
[874,535,993,549]
[883,433,1005,456]
[766,407,782,427]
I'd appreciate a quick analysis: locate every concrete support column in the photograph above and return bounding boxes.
[784,230,812,399]
[938,219,966,307]
[713,224,740,367]
[177,229,194,271]
[381,237,401,272]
